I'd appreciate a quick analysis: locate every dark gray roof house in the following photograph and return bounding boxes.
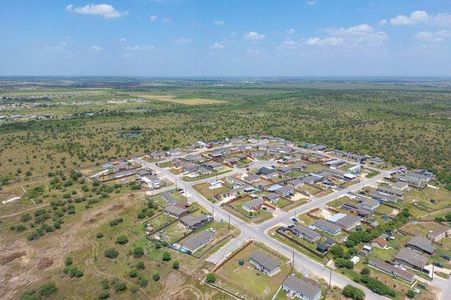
[181,231,214,254]
[282,275,321,300]
[369,258,415,284]
[377,186,405,198]
[249,251,281,276]
[335,215,361,231]
[180,214,212,229]
[289,224,321,243]
[313,219,341,235]
[242,197,264,212]
[394,248,428,271]
[165,205,188,218]
[406,236,436,255]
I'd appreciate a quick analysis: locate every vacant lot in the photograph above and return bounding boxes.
[132,94,225,105]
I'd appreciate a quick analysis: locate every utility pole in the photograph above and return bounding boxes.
[432,264,434,280]
[328,268,332,291]
[228,212,231,230]
[292,248,295,267]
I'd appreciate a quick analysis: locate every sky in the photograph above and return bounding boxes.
[1,0,451,77]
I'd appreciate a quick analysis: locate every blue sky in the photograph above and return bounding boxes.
[1,0,451,76]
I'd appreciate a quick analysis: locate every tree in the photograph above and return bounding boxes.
[139,278,148,287]
[206,273,216,283]
[360,266,370,275]
[114,281,127,292]
[98,290,110,299]
[153,273,160,281]
[238,259,244,266]
[104,248,119,259]
[407,290,416,299]
[136,261,145,270]
[342,285,365,300]
[65,257,73,266]
[96,232,104,238]
[20,213,32,223]
[162,251,171,261]
[172,261,180,270]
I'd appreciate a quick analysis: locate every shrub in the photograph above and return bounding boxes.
[360,266,370,275]
[152,273,160,281]
[114,281,127,292]
[98,290,110,299]
[129,270,138,278]
[104,248,119,259]
[407,290,416,298]
[136,261,145,270]
[38,282,58,297]
[172,261,179,270]
[132,246,144,258]
[139,278,148,287]
[162,251,171,261]
[21,213,32,223]
[206,273,216,283]
[115,235,128,245]
[65,257,73,266]
[335,258,354,269]
[342,285,365,300]
[96,232,104,238]
[238,259,244,266]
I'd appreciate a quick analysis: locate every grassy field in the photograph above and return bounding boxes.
[131,93,226,105]
[215,242,291,299]
[193,182,231,202]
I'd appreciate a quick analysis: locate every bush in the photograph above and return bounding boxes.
[129,270,138,278]
[153,273,160,281]
[65,257,73,266]
[206,273,216,283]
[360,266,370,275]
[38,282,58,297]
[64,266,84,278]
[335,258,354,269]
[98,290,110,299]
[139,278,148,287]
[114,281,127,292]
[172,261,179,270]
[96,232,104,238]
[115,235,128,245]
[342,285,365,300]
[407,290,416,298]
[238,259,244,266]
[104,248,119,259]
[136,261,145,270]
[162,251,171,261]
[132,246,144,258]
[21,213,32,223]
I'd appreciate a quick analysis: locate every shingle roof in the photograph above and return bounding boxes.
[165,205,187,217]
[369,258,414,283]
[249,251,280,272]
[336,215,360,230]
[181,231,214,252]
[395,248,428,269]
[407,236,436,254]
[283,275,321,300]
[291,224,321,240]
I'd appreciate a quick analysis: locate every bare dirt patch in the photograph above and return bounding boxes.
[1,251,27,265]
[134,94,225,105]
[37,257,53,270]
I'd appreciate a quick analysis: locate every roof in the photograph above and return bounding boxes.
[165,205,187,216]
[369,258,414,283]
[313,219,341,233]
[243,198,264,209]
[249,251,280,272]
[336,215,361,230]
[395,248,428,269]
[372,236,388,248]
[181,231,214,252]
[291,224,321,240]
[283,275,321,300]
[264,192,280,201]
[360,197,379,209]
[180,215,210,228]
[407,236,436,254]
[257,167,277,175]
[427,224,451,239]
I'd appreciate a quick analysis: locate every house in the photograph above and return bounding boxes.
[180,231,214,254]
[180,215,212,229]
[288,178,304,189]
[301,174,323,185]
[368,258,415,284]
[162,192,178,205]
[398,174,427,189]
[368,191,399,203]
[288,224,321,243]
[243,174,260,184]
[335,215,361,231]
[276,185,295,198]
[313,219,341,236]
[358,198,379,211]
[371,236,388,249]
[377,186,404,198]
[264,192,281,203]
[249,251,281,276]
[267,184,283,192]
[406,236,436,255]
[394,248,428,272]
[242,198,264,212]
[165,205,188,218]
[427,224,451,242]
[282,275,321,300]
[391,181,409,191]
[256,167,278,179]
[203,161,223,171]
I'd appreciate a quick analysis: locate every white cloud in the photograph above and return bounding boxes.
[213,20,224,26]
[119,37,127,42]
[125,45,155,50]
[286,28,296,35]
[277,39,300,50]
[305,24,386,48]
[150,15,158,22]
[211,42,224,49]
[432,13,451,27]
[244,31,266,42]
[306,0,316,5]
[174,37,192,44]
[66,3,128,19]
[379,19,387,26]
[415,30,451,43]
[390,10,429,26]
[90,46,103,51]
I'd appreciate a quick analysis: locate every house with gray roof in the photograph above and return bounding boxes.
[282,275,321,300]
[377,186,404,198]
[289,224,321,243]
[276,185,295,197]
[181,231,214,254]
[368,190,399,203]
[180,214,212,229]
[427,224,451,242]
[358,197,379,211]
[242,198,264,212]
[406,236,436,255]
[249,251,281,277]
[369,258,415,284]
[165,205,188,218]
[313,219,341,236]
[394,248,428,272]
[335,215,361,231]
[263,192,280,203]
